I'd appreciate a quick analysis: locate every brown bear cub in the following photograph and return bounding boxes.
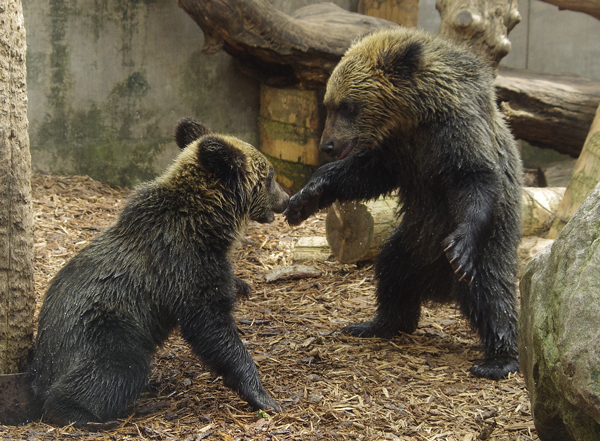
[29,118,288,425]
[285,28,523,380]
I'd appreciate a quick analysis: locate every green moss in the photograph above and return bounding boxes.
[520,140,573,169]
[110,70,149,100]
[32,69,167,187]
[264,153,317,193]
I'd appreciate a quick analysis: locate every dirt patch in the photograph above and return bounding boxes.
[1,174,537,440]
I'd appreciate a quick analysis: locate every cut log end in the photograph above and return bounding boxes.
[325,201,374,264]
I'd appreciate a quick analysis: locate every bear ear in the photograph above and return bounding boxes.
[379,41,423,79]
[175,117,213,149]
[197,136,247,181]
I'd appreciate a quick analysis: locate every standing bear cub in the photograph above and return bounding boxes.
[30,118,288,425]
[285,28,522,380]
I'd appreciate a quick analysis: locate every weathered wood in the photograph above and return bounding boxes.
[436,0,521,71]
[521,187,566,236]
[548,104,600,238]
[326,198,398,264]
[293,237,332,262]
[258,85,324,192]
[0,0,34,374]
[497,67,600,157]
[175,0,397,89]
[265,265,322,283]
[178,0,600,156]
[324,188,565,263]
[540,0,600,21]
[358,0,419,27]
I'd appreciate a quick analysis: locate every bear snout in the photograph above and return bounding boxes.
[272,185,289,214]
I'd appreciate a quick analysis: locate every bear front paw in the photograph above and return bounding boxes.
[234,277,252,299]
[247,391,281,413]
[284,186,322,226]
[442,232,477,285]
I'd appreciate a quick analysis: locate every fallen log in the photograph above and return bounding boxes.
[539,0,600,21]
[175,0,396,89]
[496,67,600,157]
[322,187,565,263]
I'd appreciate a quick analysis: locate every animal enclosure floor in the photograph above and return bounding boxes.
[1,174,537,441]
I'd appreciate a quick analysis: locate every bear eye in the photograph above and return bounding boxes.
[338,100,357,117]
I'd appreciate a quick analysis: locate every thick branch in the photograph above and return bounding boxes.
[436,0,521,71]
[539,0,600,21]
[175,0,397,88]
[496,67,600,157]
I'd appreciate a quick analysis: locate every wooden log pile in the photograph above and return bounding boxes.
[497,67,600,158]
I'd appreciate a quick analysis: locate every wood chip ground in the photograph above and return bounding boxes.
[1,174,538,440]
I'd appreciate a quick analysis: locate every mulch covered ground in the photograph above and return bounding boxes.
[1,174,537,440]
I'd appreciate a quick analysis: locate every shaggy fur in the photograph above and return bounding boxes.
[285,28,522,380]
[29,119,288,425]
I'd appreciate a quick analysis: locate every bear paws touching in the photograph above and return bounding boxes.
[284,182,323,226]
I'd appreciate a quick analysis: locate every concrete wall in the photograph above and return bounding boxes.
[418,0,600,81]
[23,0,600,186]
[23,0,354,187]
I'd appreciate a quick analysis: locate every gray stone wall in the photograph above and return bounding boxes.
[23,0,262,187]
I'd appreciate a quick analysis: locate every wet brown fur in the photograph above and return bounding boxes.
[286,27,522,380]
[29,119,288,425]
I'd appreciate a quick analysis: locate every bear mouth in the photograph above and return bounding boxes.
[336,139,356,160]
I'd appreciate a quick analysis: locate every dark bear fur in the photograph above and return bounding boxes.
[29,119,288,425]
[285,28,522,380]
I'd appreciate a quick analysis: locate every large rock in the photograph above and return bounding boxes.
[519,183,600,441]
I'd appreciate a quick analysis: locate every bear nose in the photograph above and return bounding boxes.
[319,140,335,155]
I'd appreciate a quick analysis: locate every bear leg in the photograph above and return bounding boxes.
[455,249,519,380]
[43,352,150,426]
[343,228,450,338]
[181,309,280,412]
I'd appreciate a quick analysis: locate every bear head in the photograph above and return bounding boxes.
[172,118,289,224]
[320,28,438,159]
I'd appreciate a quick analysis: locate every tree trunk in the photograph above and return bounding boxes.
[0,0,35,374]
[496,67,600,158]
[436,0,521,71]
[548,104,600,239]
[539,0,600,21]
[325,187,566,263]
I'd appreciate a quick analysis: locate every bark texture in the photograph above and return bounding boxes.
[548,104,600,238]
[0,0,35,374]
[497,67,600,158]
[436,0,521,71]
[174,0,397,89]
[540,0,600,21]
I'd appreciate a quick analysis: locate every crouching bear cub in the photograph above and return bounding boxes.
[285,28,523,380]
[29,118,288,425]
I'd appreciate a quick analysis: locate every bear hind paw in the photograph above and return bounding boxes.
[469,356,519,380]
